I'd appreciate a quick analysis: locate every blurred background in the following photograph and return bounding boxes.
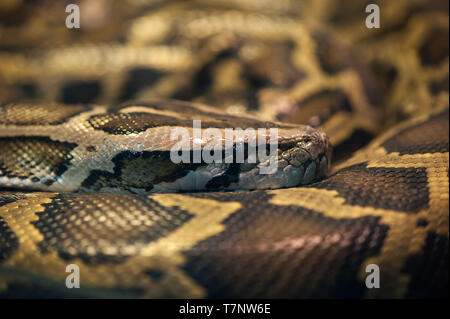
[0,0,448,162]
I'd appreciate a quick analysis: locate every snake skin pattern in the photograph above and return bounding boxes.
[0,100,331,193]
[0,0,448,298]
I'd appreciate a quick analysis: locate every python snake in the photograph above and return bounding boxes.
[0,0,448,298]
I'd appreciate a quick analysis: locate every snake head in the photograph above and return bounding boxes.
[280,128,332,184]
[237,125,332,190]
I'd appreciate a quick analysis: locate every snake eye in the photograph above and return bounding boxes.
[297,137,312,147]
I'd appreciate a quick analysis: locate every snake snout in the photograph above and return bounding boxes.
[278,129,331,186]
[285,149,329,185]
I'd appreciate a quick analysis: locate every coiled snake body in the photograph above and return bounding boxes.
[0,0,448,298]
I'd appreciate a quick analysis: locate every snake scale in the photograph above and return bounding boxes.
[0,0,448,298]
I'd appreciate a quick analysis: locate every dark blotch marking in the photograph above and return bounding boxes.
[0,136,77,186]
[114,100,295,129]
[88,112,182,135]
[205,163,241,189]
[310,163,430,213]
[429,76,449,95]
[32,193,194,265]
[278,89,353,126]
[245,41,305,90]
[332,130,374,164]
[366,60,398,105]
[246,85,260,111]
[81,150,204,192]
[312,31,382,107]
[173,49,234,100]
[61,81,102,104]
[419,28,449,66]
[381,108,449,155]
[119,67,165,102]
[182,191,389,298]
[0,103,90,126]
[313,31,354,75]
[0,216,19,262]
[88,109,293,135]
[146,270,164,280]
[18,83,37,99]
[173,41,304,110]
[402,232,448,298]
[416,218,429,228]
